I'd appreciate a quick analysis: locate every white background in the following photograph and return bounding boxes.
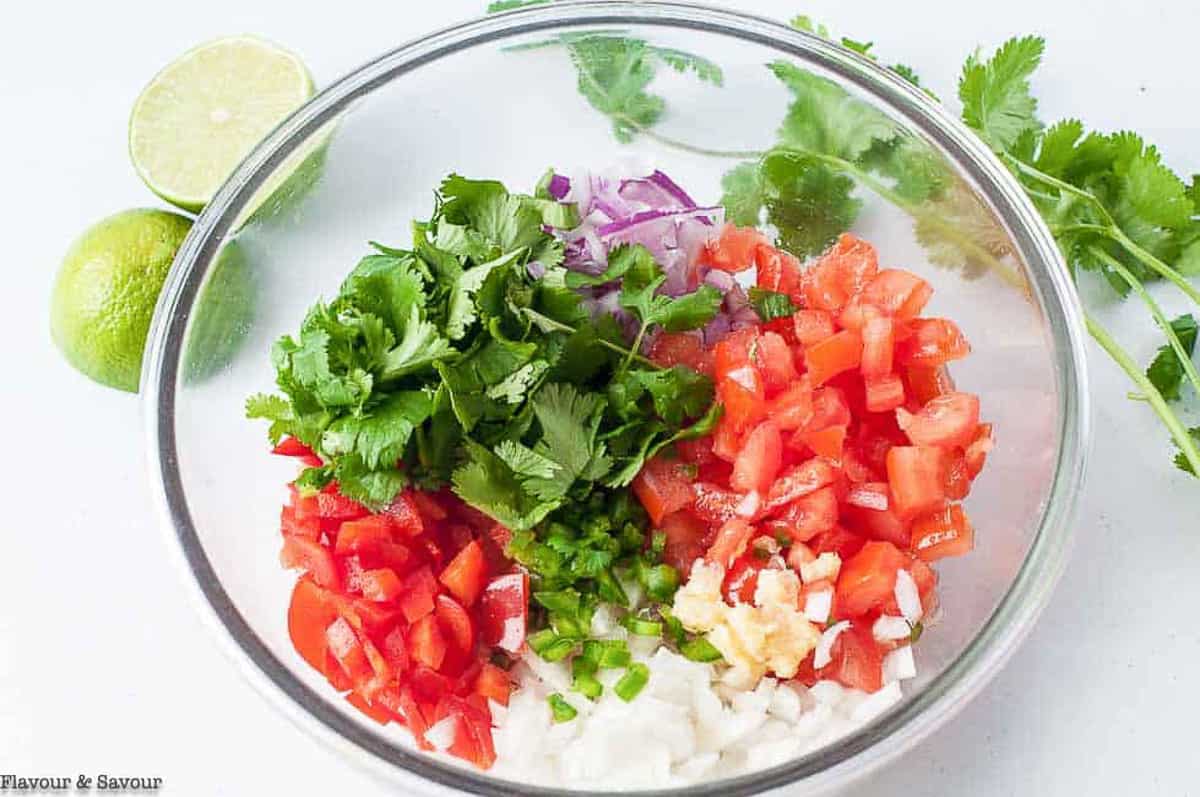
[2,1,1198,795]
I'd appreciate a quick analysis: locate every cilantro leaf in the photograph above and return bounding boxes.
[1146,314,1199,402]
[1175,427,1200,476]
[569,37,665,144]
[452,440,559,531]
[332,454,408,510]
[245,393,295,446]
[770,61,897,161]
[320,390,433,470]
[758,149,862,258]
[613,245,721,333]
[720,162,765,227]
[959,35,1045,153]
[748,287,798,322]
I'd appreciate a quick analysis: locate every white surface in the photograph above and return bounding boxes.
[2,1,1198,794]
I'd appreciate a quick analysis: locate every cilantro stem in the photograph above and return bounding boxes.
[620,322,649,377]
[1002,156,1119,228]
[1108,228,1200,308]
[527,310,659,368]
[1088,245,1200,400]
[1086,313,1200,475]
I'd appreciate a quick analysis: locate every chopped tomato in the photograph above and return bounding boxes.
[280,536,341,590]
[718,366,767,431]
[905,364,956,405]
[649,331,713,376]
[897,392,981,448]
[287,577,340,674]
[280,503,320,540]
[712,418,743,463]
[703,223,768,273]
[756,244,803,300]
[792,309,836,346]
[351,598,403,636]
[899,318,971,367]
[731,420,783,494]
[273,436,323,466]
[796,425,847,461]
[408,613,447,671]
[825,233,880,296]
[396,566,439,624]
[713,327,759,380]
[359,568,404,603]
[911,504,974,561]
[723,552,767,603]
[768,380,814,430]
[335,516,394,556]
[942,449,971,500]
[803,386,852,435]
[825,623,884,692]
[326,617,374,684]
[886,446,947,518]
[860,269,933,320]
[753,332,798,393]
[845,502,911,548]
[766,458,837,510]
[345,691,394,725]
[860,316,894,379]
[836,540,907,617]
[690,481,742,527]
[964,423,994,478]
[382,492,424,537]
[478,573,529,654]
[659,511,710,573]
[676,436,716,466]
[771,486,838,542]
[434,594,476,659]
[785,540,815,572]
[410,491,448,522]
[473,662,512,706]
[804,330,863,386]
[705,517,755,569]
[633,455,696,525]
[864,374,906,413]
[438,540,488,607]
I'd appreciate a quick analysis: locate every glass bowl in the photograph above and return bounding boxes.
[142,2,1090,795]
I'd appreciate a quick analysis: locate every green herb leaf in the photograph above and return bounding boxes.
[959,36,1045,154]
[748,287,798,322]
[1146,314,1199,402]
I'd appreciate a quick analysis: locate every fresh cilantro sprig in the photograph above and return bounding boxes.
[513,5,1200,476]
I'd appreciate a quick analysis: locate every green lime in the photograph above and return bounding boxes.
[128,35,315,212]
[50,209,193,392]
[184,239,257,382]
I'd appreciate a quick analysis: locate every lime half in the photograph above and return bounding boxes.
[129,36,315,212]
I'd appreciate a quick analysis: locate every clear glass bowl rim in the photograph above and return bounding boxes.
[141,2,1091,795]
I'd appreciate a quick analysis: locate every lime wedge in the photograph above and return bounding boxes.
[128,35,315,212]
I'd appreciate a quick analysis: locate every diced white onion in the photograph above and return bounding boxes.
[894,569,922,624]
[882,645,917,683]
[813,621,850,669]
[734,490,761,518]
[424,715,459,752]
[850,680,903,723]
[803,588,833,624]
[872,615,912,642]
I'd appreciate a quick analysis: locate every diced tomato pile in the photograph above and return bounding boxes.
[273,441,528,770]
[639,227,994,694]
